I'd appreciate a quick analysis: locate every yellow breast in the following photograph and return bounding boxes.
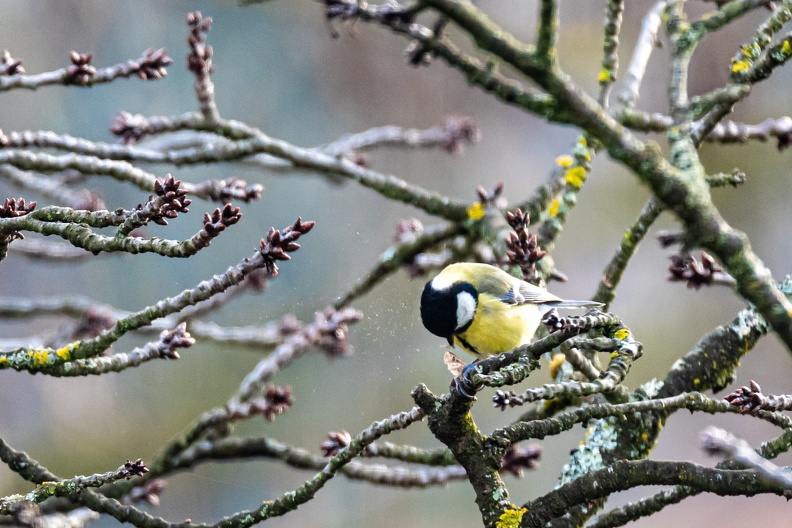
[454,296,542,358]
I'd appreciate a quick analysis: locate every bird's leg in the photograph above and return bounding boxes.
[453,360,481,399]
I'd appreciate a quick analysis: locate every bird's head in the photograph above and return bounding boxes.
[420,279,478,344]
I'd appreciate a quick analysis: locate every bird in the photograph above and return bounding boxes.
[420,262,602,359]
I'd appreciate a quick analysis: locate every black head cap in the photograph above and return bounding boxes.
[420,280,477,339]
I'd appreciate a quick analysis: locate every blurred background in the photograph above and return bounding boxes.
[1,1,792,526]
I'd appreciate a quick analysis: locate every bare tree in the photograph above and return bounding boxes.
[2,2,792,527]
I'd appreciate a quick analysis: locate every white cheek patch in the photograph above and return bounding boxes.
[456,291,477,330]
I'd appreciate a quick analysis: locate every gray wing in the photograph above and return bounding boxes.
[471,265,580,307]
[498,281,564,305]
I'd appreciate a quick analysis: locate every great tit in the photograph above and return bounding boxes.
[420,263,602,359]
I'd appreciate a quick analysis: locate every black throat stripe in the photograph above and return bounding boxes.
[455,334,480,357]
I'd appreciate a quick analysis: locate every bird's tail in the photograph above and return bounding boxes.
[545,300,603,309]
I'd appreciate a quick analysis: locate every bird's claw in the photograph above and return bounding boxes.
[452,361,481,399]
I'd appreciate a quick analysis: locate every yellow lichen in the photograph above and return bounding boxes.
[31,349,50,367]
[0,357,8,365]
[614,328,630,340]
[783,40,792,56]
[731,60,750,73]
[496,506,528,528]
[578,137,587,147]
[56,346,71,361]
[548,199,560,217]
[467,201,486,221]
[693,378,700,385]
[555,154,574,168]
[597,69,611,83]
[564,166,586,189]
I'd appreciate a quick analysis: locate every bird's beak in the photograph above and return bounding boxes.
[446,336,455,347]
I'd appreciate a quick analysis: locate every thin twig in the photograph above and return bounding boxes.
[0,48,171,92]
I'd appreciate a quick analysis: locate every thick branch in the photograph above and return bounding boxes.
[521,460,787,527]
